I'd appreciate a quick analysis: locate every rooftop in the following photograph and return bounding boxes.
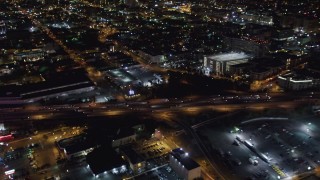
[86,146,126,175]
[57,134,96,155]
[107,69,137,84]
[207,52,251,62]
[120,146,144,165]
[0,69,94,99]
[171,148,200,170]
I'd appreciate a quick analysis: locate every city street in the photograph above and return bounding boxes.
[2,126,85,180]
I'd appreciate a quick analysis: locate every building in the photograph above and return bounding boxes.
[112,127,137,148]
[120,146,145,173]
[239,12,273,26]
[277,71,320,91]
[204,52,252,75]
[169,148,201,180]
[106,69,139,88]
[251,67,274,81]
[86,146,127,178]
[250,57,285,80]
[13,49,45,62]
[25,70,94,101]
[57,134,97,160]
[0,69,95,105]
[137,50,166,64]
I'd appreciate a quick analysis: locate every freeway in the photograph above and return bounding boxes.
[0,91,318,123]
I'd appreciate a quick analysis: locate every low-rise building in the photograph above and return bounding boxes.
[137,50,166,64]
[120,146,145,173]
[13,49,45,62]
[112,127,137,148]
[277,70,320,91]
[57,134,97,160]
[86,146,127,178]
[169,148,201,180]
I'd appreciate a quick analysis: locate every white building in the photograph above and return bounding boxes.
[169,148,201,180]
[277,73,320,91]
[204,52,252,75]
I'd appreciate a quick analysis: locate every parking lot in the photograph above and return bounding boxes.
[135,164,182,180]
[200,115,320,179]
[134,139,171,160]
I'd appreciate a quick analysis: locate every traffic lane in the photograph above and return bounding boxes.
[1,94,317,122]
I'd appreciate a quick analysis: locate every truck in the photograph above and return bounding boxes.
[249,157,258,165]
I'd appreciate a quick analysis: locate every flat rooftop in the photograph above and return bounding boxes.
[171,148,200,170]
[207,52,251,62]
[125,65,155,83]
[107,69,137,85]
[57,134,96,155]
[0,68,94,99]
[121,146,144,164]
[86,146,126,175]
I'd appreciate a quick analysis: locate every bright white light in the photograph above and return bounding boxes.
[185,153,189,156]
[207,52,250,62]
[112,168,118,174]
[5,169,15,175]
[29,26,36,32]
[129,89,135,95]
